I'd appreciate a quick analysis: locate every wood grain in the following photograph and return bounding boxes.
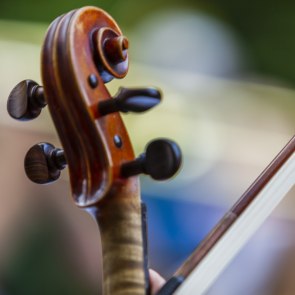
[96,179,146,295]
[41,7,146,294]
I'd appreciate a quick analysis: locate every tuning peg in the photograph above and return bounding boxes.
[7,80,47,121]
[121,139,181,180]
[24,143,66,184]
[97,87,162,116]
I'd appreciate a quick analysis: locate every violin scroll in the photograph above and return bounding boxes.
[93,27,129,82]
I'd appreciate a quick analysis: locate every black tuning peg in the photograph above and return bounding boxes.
[98,87,161,116]
[24,143,66,184]
[7,80,47,121]
[121,139,181,180]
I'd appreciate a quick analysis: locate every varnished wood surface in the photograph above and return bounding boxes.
[41,7,146,295]
[96,179,146,295]
[175,135,295,279]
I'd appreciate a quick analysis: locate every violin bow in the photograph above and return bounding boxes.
[157,136,295,295]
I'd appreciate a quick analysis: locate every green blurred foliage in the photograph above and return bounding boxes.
[0,0,197,25]
[212,1,295,85]
[0,0,294,84]
[2,207,95,295]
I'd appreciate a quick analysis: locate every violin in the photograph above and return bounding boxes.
[6,5,295,295]
[7,6,181,295]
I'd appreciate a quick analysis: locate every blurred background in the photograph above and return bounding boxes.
[0,0,294,294]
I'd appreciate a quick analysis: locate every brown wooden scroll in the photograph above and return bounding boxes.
[7,6,181,295]
[41,7,146,295]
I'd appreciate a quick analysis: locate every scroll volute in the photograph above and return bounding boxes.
[41,7,133,207]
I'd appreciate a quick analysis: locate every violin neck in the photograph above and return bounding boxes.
[87,178,149,295]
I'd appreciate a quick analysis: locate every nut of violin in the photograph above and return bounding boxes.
[7,80,47,121]
[24,143,65,184]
